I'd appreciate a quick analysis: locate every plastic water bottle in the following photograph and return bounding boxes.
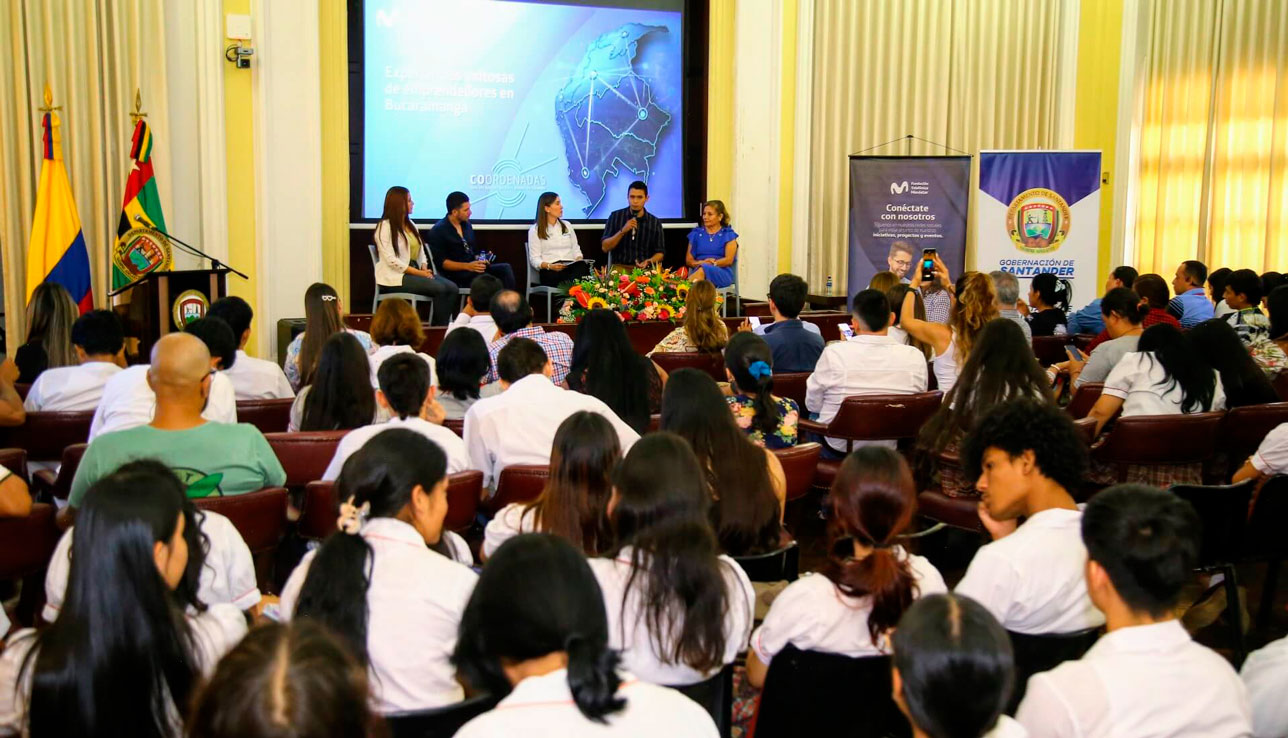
[826,274,833,293]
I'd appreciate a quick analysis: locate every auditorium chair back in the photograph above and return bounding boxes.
[650,351,727,381]
[383,694,499,738]
[770,372,810,410]
[195,487,289,592]
[1007,628,1102,712]
[1092,411,1225,483]
[0,410,94,464]
[799,392,943,450]
[0,503,61,627]
[753,645,910,738]
[32,443,88,501]
[0,448,28,482]
[733,539,800,583]
[444,417,464,437]
[1219,402,1288,478]
[235,398,294,434]
[264,431,350,490]
[1065,382,1104,419]
[672,665,733,738]
[771,443,822,502]
[1246,475,1288,629]
[488,464,549,515]
[1030,336,1071,367]
[300,472,483,540]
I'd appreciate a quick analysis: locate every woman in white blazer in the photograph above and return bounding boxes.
[374,186,457,326]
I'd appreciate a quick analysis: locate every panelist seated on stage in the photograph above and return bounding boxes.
[373,185,457,327]
[24,309,126,412]
[207,296,294,401]
[685,200,739,287]
[600,180,664,270]
[528,192,594,286]
[427,191,516,290]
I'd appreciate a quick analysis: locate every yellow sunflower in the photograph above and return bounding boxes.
[586,296,609,310]
[675,284,689,300]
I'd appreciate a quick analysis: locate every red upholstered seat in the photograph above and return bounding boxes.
[488,464,549,515]
[798,391,943,491]
[650,352,726,381]
[771,443,822,502]
[1065,382,1104,419]
[0,410,94,464]
[0,503,60,579]
[916,490,984,533]
[1219,402,1288,479]
[444,418,464,438]
[1031,336,1070,367]
[195,487,289,592]
[300,471,484,541]
[771,372,810,410]
[1092,412,1225,484]
[32,443,87,501]
[264,431,349,490]
[1072,417,1097,447]
[0,448,28,481]
[235,398,294,434]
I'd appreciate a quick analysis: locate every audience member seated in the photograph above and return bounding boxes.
[281,430,477,713]
[291,332,379,432]
[725,332,799,449]
[1263,271,1286,308]
[46,460,261,622]
[1020,273,1071,337]
[465,338,638,489]
[1219,268,1288,372]
[366,297,437,388]
[990,270,1032,342]
[1168,260,1216,328]
[435,327,501,420]
[568,308,665,434]
[1016,485,1253,736]
[1065,266,1137,336]
[886,283,934,360]
[452,534,720,738]
[748,273,824,372]
[920,319,1053,497]
[955,400,1104,635]
[1241,634,1288,738]
[1059,288,1144,388]
[0,463,248,736]
[0,463,31,518]
[485,290,575,386]
[283,282,374,391]
[89,318,239,440]
[69,333,286,523]
[809,289,928,456]
[891,594,1024,738]
[322,354,468,480]
[1209,266,1234,318]
[16,281,78,384]
[445,273,503,343]
[901,259,999,394]
[482,411,620,559]
[1234,421,1288,483]
[1187,319,1279,407]
[207,296,294,400]
[188,621,376,738]
[0,359,23,427]
[868,269,900,294]
[1266,284,1288,357]
[427,191,516,290]
[745,447,947,688]
[590,433,754,687]
[23,309,125,411]
[1085,272,1184,353]
[663,369,786,556]
[649,280,729,355]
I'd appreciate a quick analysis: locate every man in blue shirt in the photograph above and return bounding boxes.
[1168,260,1215,328]
[1066,266,1138,335]
[748,273,824,372]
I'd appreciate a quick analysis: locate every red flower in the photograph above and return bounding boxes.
[619,311,634,322]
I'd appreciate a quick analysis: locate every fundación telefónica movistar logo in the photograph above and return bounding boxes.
[890,181,910,194]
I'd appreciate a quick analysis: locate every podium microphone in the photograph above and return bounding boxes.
[135,216,248,279]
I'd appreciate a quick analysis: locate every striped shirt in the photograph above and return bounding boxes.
[602,207,664,265]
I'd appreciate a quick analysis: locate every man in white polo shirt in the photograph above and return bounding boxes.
[23,310,126,412]
[207,296,294,400]
[322,353,469,480]
[955,399,1104,635]
[464,337,638,489]
[1017,485,1252,737]
[804,288,927,457]
[445,273,502,345]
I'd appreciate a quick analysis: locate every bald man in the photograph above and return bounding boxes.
[63,332,285,523]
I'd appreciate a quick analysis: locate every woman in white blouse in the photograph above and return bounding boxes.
[529,192,593,287]
[745,446,945,687]
[373,185,457,326]
[0,461,248,737]
[589,433,754,688]
[279,429,477,714]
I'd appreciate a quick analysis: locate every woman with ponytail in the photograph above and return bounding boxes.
[453,534,719,737]
[279,429,478,713]
[745,446,946,688]
[1023,272,1072,337]
[590,433,755,688]
[725,332,799,449]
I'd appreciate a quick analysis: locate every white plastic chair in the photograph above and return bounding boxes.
[524,240,562,321]
[368,243,431,322]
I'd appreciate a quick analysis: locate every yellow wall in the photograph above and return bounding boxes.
[1074,0,1124,283]
[319,0,350,304]
[707,0,735,210]
[222,0,260,354]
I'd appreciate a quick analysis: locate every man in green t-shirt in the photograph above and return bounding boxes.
[61,330,286,526]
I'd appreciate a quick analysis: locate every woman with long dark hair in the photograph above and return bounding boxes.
[0,462,247,737]
[435,327,501,420]
[568,308,665,432]
[1023,272,1071,336]
[662,368,785,556]
[529,192,594,286]
[482,411,622,559]
[453,534,719,737]
[373,185,456,326]
[292,333,378,432]
[745,447,945,687]
[280,429,477,713]
[283,283,373,390]
[725,332,799,449]
[590,433,754,687]
[17,281,78,383]
[1186,319,1277,408]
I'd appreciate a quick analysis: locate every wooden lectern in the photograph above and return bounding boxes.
[111,268,230,361]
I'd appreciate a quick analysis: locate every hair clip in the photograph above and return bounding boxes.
[748,360,773,380]
[320,294,338,302]
[336,496,369,535]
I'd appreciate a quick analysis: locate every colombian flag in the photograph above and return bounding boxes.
[114,118,167,290]
[26,87,92,313]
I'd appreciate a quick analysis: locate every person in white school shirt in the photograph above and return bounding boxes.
[805,288,928,457]
[1241,635,1288,738]
[445,273,503,344]
[955,400,1105,636]
[464,338,638,490]
[322,353,469,481]
[892,594,1029,738]
[453,533,718,738]
[1233,421,1288,483]
[207,296,294,400]
[89,317,238,441]
[589,433,754,688]
[23,309,126,412]
[366,296,438,388]
[745,447,946,688]
[280,429,477,714]
[1016,485,1253,737]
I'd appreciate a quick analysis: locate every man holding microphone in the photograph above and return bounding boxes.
[601,180,665,273]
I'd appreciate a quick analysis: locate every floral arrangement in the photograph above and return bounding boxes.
[558,266,715,323]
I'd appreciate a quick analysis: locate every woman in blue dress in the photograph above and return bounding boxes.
[686,200,739,287]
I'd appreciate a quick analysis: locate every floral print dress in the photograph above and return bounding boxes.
[727,394,799,449]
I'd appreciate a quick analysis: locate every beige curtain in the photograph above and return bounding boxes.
[1133,0,1288,274]
[808,0,1067,288]
[0,0,170,352]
